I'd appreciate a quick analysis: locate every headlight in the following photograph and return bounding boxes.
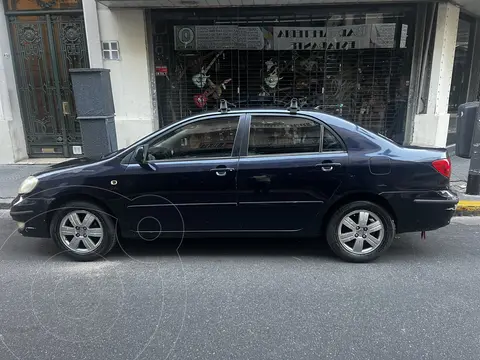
[18,176,38,195]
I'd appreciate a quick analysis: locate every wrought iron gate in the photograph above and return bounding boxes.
[8,13,88,157]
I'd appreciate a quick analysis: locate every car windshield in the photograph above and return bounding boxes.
[101,147,125,159]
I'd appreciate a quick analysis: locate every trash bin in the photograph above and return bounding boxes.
[455,101,479,158]
[69,68,117,157]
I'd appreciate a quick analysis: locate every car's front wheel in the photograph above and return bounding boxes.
[50,201,117,261]
[326,201,395,262]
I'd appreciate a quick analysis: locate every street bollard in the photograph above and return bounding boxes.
[455,102,479,158]
[466,105,480,195]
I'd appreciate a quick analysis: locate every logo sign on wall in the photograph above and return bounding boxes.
[273,24,398,50]
[174,24,400,51]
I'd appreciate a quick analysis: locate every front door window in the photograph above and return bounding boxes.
[147,117,240,161]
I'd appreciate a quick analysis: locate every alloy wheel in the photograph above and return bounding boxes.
[337,210,385,255]
[59,210,104,254]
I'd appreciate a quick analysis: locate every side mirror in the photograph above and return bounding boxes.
[134,145,147,164]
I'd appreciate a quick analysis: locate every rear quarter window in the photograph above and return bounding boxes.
[322,128,344,152]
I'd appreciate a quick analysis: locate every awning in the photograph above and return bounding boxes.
[98,0,480,18]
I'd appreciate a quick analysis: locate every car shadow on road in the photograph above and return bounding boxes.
[104,233,433,263]
[111,236,334,259]
[4,229,439,263]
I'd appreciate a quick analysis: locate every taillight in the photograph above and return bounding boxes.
[432,158,451,178]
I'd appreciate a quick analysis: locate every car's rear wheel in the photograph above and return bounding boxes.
[326,201,395,262]
[50,201,117,261]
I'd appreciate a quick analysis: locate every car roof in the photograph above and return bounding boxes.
[187,108,359,133]
[116,106,372,160]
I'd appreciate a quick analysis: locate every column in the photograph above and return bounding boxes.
[0,0,28,163]
[83,0,104,68]
[411,3,460,148]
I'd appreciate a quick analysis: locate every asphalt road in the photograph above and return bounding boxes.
[0,210,479,360]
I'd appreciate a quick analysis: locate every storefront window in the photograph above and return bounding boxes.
[446,15,475,145]
[152,6,415,143]
[449,17,474,113]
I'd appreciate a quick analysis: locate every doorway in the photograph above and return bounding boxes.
[7,7,88,157]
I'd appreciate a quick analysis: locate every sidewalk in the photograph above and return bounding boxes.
[0,157,479,214]
[451,155,472,195]
[450,155,480,215]
[0,158,73,209]
[0,165,48,209]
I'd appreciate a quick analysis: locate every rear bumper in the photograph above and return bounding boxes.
[382,190,458,233]
[9,195,51,238]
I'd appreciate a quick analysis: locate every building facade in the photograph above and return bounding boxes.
[0,0,479,162]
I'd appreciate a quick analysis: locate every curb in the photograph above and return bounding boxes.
[447,143,456,156]
[455,200,480,217]
[0,199,12,210]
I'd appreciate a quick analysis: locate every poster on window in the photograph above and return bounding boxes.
[174,25,267,50]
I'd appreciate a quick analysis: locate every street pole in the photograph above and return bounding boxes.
[466,105,480,195]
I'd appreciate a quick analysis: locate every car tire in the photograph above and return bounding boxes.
[50,201,117,261]
[326,201,395,263]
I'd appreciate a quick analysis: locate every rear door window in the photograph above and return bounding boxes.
[247,115,345,155]
[248,116,321,155]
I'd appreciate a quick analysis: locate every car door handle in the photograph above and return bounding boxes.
[210,167,235,176]
[315,163,342,172]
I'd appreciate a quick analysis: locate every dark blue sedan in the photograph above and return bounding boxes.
[10,103,458,262]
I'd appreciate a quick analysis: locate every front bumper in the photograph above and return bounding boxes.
[382,189,459,233]
[10,195,51,238]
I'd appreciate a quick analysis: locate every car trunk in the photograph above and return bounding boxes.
[396,145,451,190]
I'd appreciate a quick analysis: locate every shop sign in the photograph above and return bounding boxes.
[174,23,398,51]
[273,24,397,50]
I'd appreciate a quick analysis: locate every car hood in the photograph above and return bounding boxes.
[34,156,103,177]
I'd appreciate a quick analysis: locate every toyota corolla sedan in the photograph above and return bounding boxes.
[10,104,458,262]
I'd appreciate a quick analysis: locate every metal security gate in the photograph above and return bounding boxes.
[152,6,416,143]
[7,1,88,157]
